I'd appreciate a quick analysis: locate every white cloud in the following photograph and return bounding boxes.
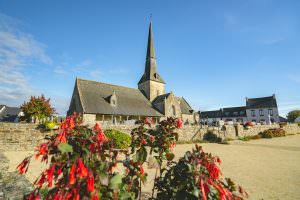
[0,13,51,106]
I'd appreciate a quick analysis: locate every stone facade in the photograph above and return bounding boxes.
[138,80,165,102]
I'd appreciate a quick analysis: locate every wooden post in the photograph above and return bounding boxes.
[102,115,104,123]
[138,116,141,120]
[111,115,114,124]
[119,116,122,124]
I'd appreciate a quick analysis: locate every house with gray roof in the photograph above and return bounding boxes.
[0,105,22,122]
[67,20,198,125]
[200,95,279,124]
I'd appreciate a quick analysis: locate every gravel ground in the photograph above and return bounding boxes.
[3,134,300,200]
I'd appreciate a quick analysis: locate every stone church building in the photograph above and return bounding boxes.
[67,20,199,125]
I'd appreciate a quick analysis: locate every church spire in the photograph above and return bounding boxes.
[138,18,165,84]
[146,17,156,61]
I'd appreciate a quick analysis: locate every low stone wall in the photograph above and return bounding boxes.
[1,122,300,152]
[0,123,50,151]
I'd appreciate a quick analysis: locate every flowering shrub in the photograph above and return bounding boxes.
[155,145,248,200]
[17,114,247,200]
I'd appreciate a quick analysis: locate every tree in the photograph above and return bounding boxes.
[20,94,55,122]
[287,110,300,122]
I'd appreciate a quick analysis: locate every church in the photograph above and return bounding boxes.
[67,20,199,125]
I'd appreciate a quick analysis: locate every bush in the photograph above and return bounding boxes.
[105,129,131,149]
[203,131,222,143]
[17,115,247,199]
[260,128,285,138]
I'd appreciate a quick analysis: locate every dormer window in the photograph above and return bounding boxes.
[108,91,117,107]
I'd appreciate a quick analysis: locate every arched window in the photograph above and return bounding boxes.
[172,105,176,116]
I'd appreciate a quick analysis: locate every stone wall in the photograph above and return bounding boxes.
[0,123,50,151]
[1,122,300,152]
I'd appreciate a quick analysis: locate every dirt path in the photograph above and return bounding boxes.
[3,134,300,200]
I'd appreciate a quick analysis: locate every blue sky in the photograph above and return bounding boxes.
[0,0,299,116]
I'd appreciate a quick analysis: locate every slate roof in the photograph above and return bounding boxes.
[246,95,277,109]
[201,106,246,118]
[279,116,288,123]
[200,110,222,119]
[222,106,246,117]
[76,78,162,117]
[0,105,21,122]
[152,93,170,104]
[178,97,194,114]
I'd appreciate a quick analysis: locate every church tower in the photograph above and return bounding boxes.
[138,19,165,102]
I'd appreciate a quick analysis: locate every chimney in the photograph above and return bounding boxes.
[272,94,276,99]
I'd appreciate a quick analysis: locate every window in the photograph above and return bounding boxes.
[233,112,238,116]
[251,110,255,117]
[225,112,230,116]
[259,109,264,116]
[172,105,176,116]
[240,111,245,115]
[268,109,273,116]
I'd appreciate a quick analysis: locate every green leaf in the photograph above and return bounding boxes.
[109,174,122,189]
[58,142,73,153]
[192,188,200,197]
[137,147,147,162]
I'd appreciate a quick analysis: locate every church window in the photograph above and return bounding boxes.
[172,105,176,116]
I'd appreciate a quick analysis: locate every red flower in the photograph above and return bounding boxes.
[176,118,182,129]
[64,192,72,200]
[144,117,153,125]
[35,144,48,160]
[27,193,41,200]
[35,174,46,187]
[69,163,76,185]
[56,131,67,143]
[46,165,55,187]
[97,131,107,143]
[77,158,88,178]
[73,188,80,200]
[141,138,147,145]
[16,158,29,174]
[93,123,103,133]
[200,179,207,200]
[57,167,62,176]
[87,173,95,192]
[91,194,99,200]
[140,166,145,175]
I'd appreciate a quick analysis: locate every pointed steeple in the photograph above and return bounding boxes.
[138,18,165,84]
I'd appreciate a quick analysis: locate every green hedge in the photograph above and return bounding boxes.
[105,129,131,149]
